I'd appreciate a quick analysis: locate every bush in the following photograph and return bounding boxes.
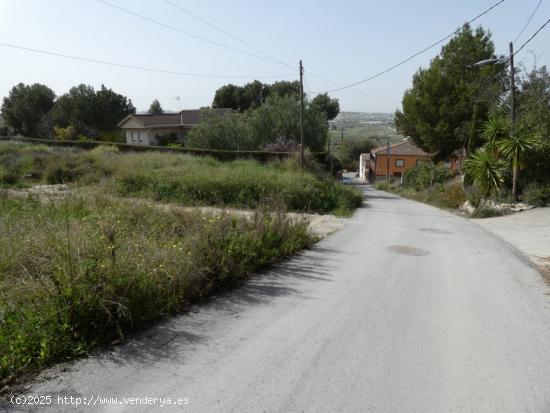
[439,183,467,208]
[470,205,506,218]
[523,183,550,206]
[402,161,451,190]
[0,196,313,384]
[465,185,483,207]
[374,181,392,191]
[0,164,20,185]
[156,132,179,146]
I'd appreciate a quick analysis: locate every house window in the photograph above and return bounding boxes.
[395,159,405,167]
[130,131,136,143]
[137,131,142,143]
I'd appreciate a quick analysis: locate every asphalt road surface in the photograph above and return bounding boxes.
[7,186,550,413]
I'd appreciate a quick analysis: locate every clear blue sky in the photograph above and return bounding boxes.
[1,0,548,113]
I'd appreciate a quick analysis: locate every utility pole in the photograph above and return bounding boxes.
[509,41,518,198]
[509,42,516,131]
[299,60,304,169]
[386,136,390,182]
[341,128,344,143]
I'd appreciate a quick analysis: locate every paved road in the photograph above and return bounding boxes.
[7,187,550,413]
[472,206,550,267]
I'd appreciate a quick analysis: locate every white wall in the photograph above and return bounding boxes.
[359,153,370,181]
[125,129,147,145]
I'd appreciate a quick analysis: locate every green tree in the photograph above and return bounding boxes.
[212,84,241,110]
[336,139,375,171]
[52,84,135,138]
[479,115,539,197]
[267,80,300,98]
[186,110,253,150]
[310,93,340,120]
[248,94,328,152]
[194,95,328,152]
[465,147,507,195]
[1,83,56,137]
[395,24,505,158]
[212,80,301,112]
[517,65,550,142]
[497,132,540,198]
[481,115,510,152]
[147,99,164,115]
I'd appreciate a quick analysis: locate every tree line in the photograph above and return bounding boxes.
[1,79,340,155]
[188,81,339,153]
[1,83,135,140]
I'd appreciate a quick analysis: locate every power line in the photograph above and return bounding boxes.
[513,16,550,57]
[164,0,369,103]
[163,0,292,68]
[164,0,394,102]
[305,71,397,103]
[95,0,293,69]
[513,0,543,43]
[310,0,506,94]
[0,42,294,79]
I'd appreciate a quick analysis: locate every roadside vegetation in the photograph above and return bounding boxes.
[382,24,550,215]
[0,194,314,385]
[0,142,362,216]
[374,162,468,210]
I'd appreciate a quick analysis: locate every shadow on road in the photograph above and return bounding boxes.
[78,244,342,374]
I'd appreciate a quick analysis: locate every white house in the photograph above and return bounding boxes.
[117,108,233,146]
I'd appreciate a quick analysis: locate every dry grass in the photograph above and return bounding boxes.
[0,194,314,385]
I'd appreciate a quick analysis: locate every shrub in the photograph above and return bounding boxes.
[440,183,467,208]
[54,125,77,140]
[98,130,125,143]
[0,164,20,185]
[156,132,179,146]
[374,181,391,191]
[465,185,483,207]
[402,161,451,190]
[523,183,550,206]
[470,205,506,218]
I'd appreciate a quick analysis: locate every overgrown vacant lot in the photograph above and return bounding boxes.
[0,141,362,384]
[0,142,362,216]
[0,195,313,384]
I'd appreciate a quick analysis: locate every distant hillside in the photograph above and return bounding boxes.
[329,112,404,145]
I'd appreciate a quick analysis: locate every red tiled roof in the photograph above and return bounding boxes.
[371,140,429,156]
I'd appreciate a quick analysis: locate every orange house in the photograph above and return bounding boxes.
[358,139,462,182]
[360,139,430,182]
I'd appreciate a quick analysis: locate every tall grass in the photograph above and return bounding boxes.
[0,142,362,216]
[0,195,313,384]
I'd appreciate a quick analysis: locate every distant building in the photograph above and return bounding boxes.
[359,138,462,182]
[117,108,233,146]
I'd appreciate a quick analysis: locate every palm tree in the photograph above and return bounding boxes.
[481,115,510,154]
[496,133,540,198]
[465,147,507,196]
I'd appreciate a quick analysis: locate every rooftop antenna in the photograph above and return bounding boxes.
[173,96,182,111]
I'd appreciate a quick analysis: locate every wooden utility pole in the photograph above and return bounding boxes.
[509,42,516,129]
[386,136,390,182]
[299,60,304,169]
[509,42,518,198]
